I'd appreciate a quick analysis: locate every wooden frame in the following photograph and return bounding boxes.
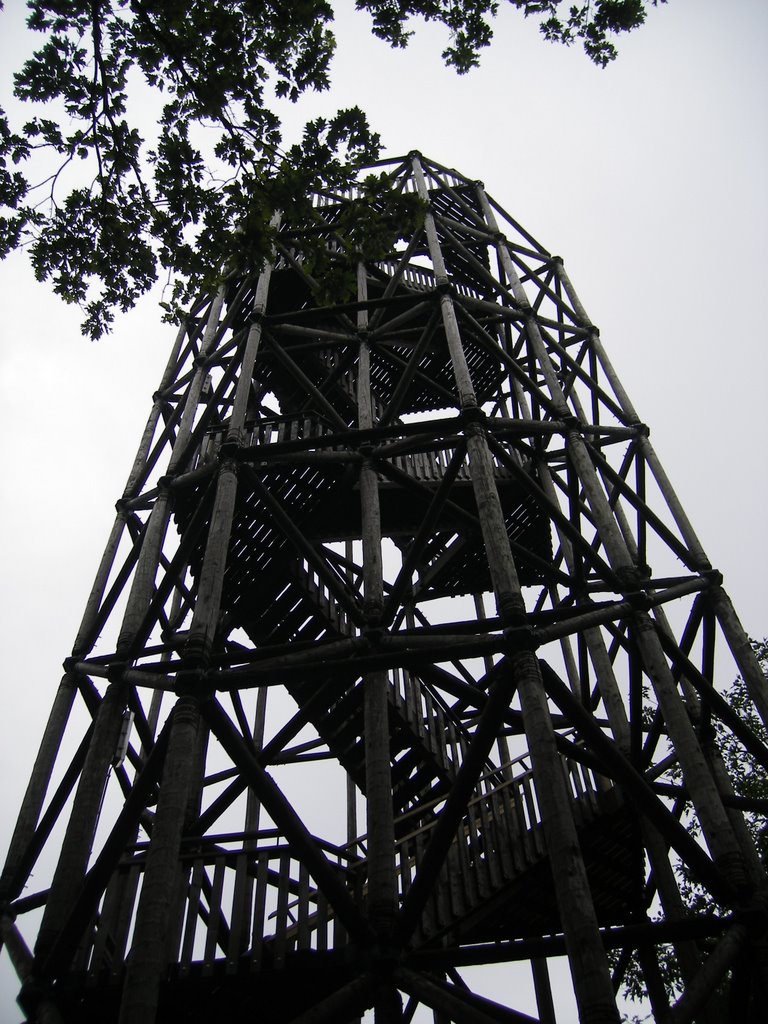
[1,153,766,1024]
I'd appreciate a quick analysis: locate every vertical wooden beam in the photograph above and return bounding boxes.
[118,696,201,1024]
[531,958,557,1024]
[357,261,397,957]
[411,156,477,410]
[181,269,272,662]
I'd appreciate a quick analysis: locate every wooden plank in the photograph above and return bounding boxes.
[315,888,328,952]
[298,862,310,951]
[465,800,490,901]
[512,777,535,867]
[478,785,503,891]
[493,781,518,878]
[179,859,204,978]
[273,853,290,967]
[227,852,249,972]
[250,852,269,970]
[203,858,226,974]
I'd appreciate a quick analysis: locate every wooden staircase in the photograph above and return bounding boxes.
[70,755,635,1021]
[241,557,468,818]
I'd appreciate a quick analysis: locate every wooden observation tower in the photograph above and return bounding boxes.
[2,153,767,1024]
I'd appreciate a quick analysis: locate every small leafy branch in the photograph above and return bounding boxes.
[0,1,664,337]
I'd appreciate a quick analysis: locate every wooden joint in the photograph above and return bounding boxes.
[712,851,750,900]
[460,405,486,428]
[503,624,539,652]
[172,694,201,728]
[216,444,240,467]
[106,660,129,683]
[174,664,212,698]
[562,414,582,433]
[615,567,650,605]
[497,595,527,626]
[360,940,401,971]
[363,623,385,643]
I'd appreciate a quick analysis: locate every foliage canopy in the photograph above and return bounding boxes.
[0,1,664,337]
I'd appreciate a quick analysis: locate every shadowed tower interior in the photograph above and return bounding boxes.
[2,153,767,1024]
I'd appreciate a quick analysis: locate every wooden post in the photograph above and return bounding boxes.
[9,153,768,1024]
[531,958,557,1024]
[357,261,398,956]
[118,696,200,1024]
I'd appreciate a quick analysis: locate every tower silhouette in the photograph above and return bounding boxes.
[2,153,766,1024]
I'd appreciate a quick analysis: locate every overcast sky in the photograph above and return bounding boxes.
[1,0,766,1017]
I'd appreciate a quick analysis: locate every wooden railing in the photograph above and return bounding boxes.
[80,830,362,980]
[392,754,603,942]
[292,557,353,638]
[373,258,486,300]
[197,414,342,464]
[197,414,515,484]
[77,756,606,978]
[388,666,467,775]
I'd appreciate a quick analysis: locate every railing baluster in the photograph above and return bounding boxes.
[316,889,328,952]
[273,853,290,967]
[203,857,226,974]
[298,863,310,950]
[228,851,250,971]
[250,852,269,970]
[180,859,204,978]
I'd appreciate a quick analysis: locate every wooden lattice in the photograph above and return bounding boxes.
[2,153,766,1024]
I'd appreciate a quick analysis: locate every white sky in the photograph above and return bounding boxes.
[0,0,766,1018]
